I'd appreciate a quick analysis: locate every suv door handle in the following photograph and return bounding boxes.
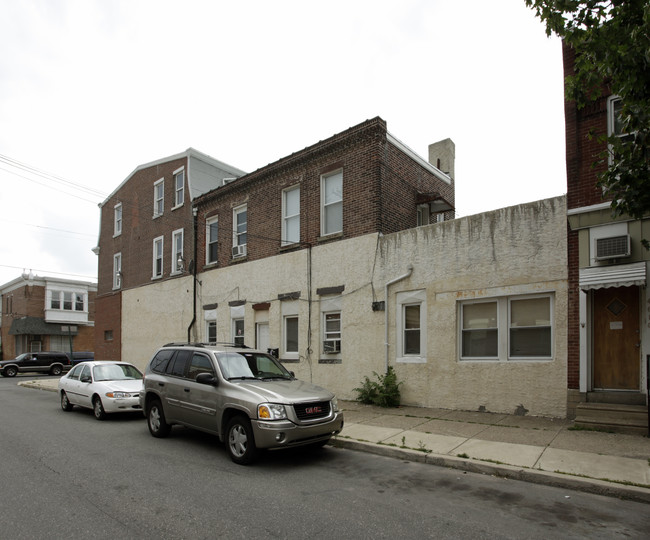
[184,388,190,393]
[158,382,165,387]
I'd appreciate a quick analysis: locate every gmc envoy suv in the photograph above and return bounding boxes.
[140,343,344,464]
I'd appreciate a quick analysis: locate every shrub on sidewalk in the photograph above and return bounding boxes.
[353,366,402,407]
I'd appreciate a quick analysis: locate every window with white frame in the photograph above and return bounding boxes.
[233,318,245,346]
[460,294,553,361]
[114,203,122,236]
[396,290,427,363]
[233,204,247,257]
[321,170,342,236]
[282,186,300,245]
[207,321,217,344]
[49,290,85,311]
[206,217,218,264]
[607,96,633,167]
[171,229,184,273]
[152,236,163,278]
[153,178,164,217]
[174,168,185,207]
[113,253,122,289]
[284,315,299,355]
[323,312,341,354]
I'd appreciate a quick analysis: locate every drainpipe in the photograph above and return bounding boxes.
[187,206,198,343]
[384,264,413,373]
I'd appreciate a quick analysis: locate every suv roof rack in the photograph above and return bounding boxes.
[162,342,250,349]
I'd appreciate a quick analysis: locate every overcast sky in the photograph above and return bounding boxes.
[0,0,566,286]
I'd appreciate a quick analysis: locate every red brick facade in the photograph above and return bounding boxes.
[563,43,612,389]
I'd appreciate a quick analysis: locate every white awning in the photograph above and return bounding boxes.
[579,261,647,290]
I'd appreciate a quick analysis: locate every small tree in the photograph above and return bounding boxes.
[525,0,650,236]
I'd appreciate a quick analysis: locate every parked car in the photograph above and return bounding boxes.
[0,351,71,377]
[66,351,95,365]
[58,361,143,420]
[140,343,344,464]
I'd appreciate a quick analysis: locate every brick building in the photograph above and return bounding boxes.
[563,43,649,424]
[0,272,96,360]
[94,148,246,361]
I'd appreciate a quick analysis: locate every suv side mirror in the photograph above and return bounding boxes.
[195,372,218,386]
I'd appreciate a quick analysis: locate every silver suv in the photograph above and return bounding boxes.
[140,343,344,464]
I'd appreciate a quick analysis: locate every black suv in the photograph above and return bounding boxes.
[0,352,72,377]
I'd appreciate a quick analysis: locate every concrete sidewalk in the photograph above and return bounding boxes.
[18,378,650,503]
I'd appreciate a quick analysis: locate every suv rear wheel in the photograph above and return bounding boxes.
[50,365,63,376]
[147,398,171,438]
[226,415,258,465]
[4,366,17,377]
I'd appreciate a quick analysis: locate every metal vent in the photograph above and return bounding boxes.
[595,235,630,260]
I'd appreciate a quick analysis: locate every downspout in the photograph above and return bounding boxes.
[187,206,198,343]
[384,264,413,373]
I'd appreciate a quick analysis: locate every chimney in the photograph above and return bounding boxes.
[428,138,455,180]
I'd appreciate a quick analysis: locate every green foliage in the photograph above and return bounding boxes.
[353,366,402,407]
[525,0,650,224]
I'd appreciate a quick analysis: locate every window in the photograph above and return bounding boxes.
[206,217,218,264]
[207,321,217,344]
[509,297,552,358]
[187,353,213,380]
[153,236,163,278]
[104,330,113,341]
[323,312,341,354]
[113,253,122,289]
[154,178,164,217]
[608,96,628,139]
[403,304,421,355]
[75,293,84,311]
[396,290,427,363]
[172,229,184,273]
[51,290,61,309]
[63,292,73,310]
[174,168,184,207]
[321,170,343,236]
[114,203,122,236]
[461,301,498,358]
[284,316,299,354]
[233,319,245,346]
[282,186,300,245]
[233,205,247,257]
[460,295,553,361]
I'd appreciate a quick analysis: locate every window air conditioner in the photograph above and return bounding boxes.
[595,235,630,260]
[323,340,341,354]
[232,244,247,258]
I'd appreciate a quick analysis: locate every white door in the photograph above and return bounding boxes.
[256,323,269,352]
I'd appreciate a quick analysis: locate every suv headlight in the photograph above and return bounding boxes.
[258,403,287,420]
[331,397,339,412]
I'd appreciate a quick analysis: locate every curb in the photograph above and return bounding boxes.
[17,381,58,393]
[331,437,650,505]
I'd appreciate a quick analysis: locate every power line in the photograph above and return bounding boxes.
[0,264,96,281]
[0,218,96,238]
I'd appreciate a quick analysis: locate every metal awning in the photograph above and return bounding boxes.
[8,317,79,336]
[579,261,647,290]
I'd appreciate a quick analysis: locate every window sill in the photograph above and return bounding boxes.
[317,232,343,244]
[152,213,163,220]
[318,357,342,364]
[113,232,122,238]
[396,356,427,364]
[171,203,184,211]
[151,275,163,281]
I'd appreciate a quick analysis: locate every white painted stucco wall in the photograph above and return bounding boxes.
[121,196,568,417]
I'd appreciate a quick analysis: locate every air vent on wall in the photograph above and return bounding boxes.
[595,235,630,260]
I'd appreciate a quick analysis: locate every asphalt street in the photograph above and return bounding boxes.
[2,376,649,539]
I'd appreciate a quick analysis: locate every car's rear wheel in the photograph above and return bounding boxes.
[226,415,258,465]
[4,366,17,377]
[50,365,63,376]
[60,391,73,411]
[93,396,106,420]
[147,399,171,438]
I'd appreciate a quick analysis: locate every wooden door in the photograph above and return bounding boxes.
[593,286,640,390]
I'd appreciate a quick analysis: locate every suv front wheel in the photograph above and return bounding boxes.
[225,415,258,465]
[147,398,171,438]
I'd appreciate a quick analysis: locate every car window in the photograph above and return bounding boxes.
[80,364,91,380]
[167,350,191,377]
[68,364,84,380]
[187,353,214,380]
[150,349,174,373]
[93,364,143,381]
[216,352,291,380]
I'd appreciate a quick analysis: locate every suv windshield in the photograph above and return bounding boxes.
[93,364,143,381]
[217,352,292,381]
